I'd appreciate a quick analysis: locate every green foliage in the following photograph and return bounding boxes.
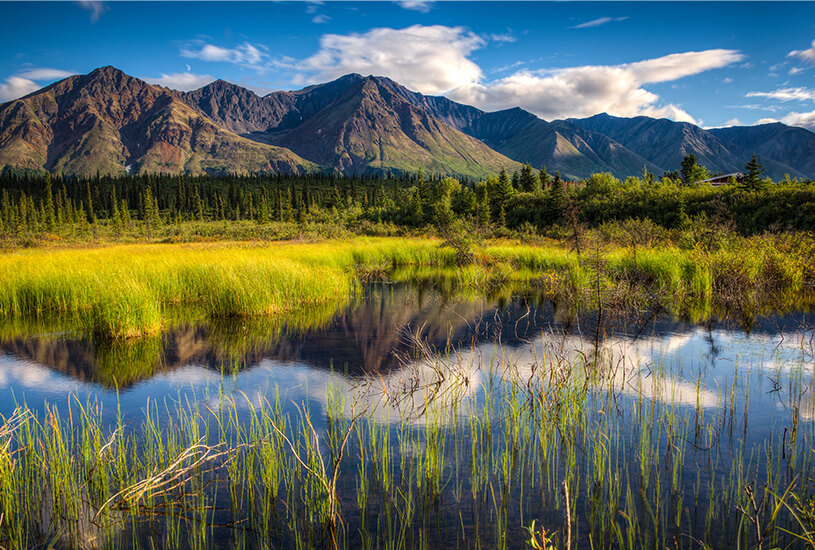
[0,169,813,244]
[743,153,766,190]
[680,153,710,185]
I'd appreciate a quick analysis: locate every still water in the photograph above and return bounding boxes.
[1,282,814,548]
[2,283,813,424]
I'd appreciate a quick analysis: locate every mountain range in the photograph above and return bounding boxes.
[0,66,813,180]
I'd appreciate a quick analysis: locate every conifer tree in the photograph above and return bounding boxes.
[551,171,564,209]
[43,180,55,231]
[743,153,766,190]
[519,164,537,193]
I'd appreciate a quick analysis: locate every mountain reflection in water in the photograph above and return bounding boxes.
[0,283,813,424]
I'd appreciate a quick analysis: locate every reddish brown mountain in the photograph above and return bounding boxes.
[0,66,313,176]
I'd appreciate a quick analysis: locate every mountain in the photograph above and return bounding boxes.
[1,66,813,180]
[708,123,815,178]
[569,113,809,180]
[0,67,314,177]
[183,74,521,178]
[382,91,663,179]
[180,79,300,134]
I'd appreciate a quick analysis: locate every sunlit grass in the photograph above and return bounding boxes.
[0,236,812,340]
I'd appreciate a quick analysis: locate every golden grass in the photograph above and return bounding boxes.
[0,236,812,339]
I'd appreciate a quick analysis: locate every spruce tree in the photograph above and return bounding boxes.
[743,153,766,190]
[539,166,552,188]
[519,164,537,193]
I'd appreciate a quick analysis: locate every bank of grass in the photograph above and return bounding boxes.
[0,235,813,339]
[0,239,455,339]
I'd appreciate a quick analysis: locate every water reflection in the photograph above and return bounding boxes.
[1,283,812,427]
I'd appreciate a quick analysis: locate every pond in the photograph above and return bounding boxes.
[1,281,814,548]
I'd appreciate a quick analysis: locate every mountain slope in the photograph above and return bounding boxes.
[239,75,521,177]
[373,86,662,179]
[386,91,660,179]
[569,113,807,179]
[708,123,815,178]
[0,67,314,176]
[180,79,300,134]
[2,66,813,180]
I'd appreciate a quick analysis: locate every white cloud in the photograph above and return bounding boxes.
[723,118,742,127]
[0,76,40,102]
[788,39,815,64]
[780,110,815,130]
[17,68,75,80]
[294,25,740,124]
[312,14,331,24]
[490,33,516,43]
[181,41,266,69]
[0,67,77,102]
[77,0,106,23]
[746,87,815,102]
[300,25,485,95]
[570,16,628,29]
[398,1,432,13]
[145,72,215,91]
[450,49,743,123]
[789,66,805,75]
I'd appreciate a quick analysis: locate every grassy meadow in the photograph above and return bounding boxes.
[0,234,813,340]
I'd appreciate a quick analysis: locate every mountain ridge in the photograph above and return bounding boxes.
[1,66,813,180]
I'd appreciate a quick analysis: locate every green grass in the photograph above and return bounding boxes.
[0,236,812,340]
[1,337,812,549]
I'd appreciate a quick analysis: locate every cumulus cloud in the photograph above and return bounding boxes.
[0,76,40,102]
[746,87,815,102]
[788,39,815,63]
[780,110,815,130]
[312,14,331,24]
[145,72,215,91]
[0,67,77,103]
[299,25,485,95]
[570,16,629,29]
[449,49,743,123]
[398,1,432,13]
[181,41,266,69]
[294,25,741,123]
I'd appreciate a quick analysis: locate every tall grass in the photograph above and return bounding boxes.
[0,331,812,549]
[0,236,812,340]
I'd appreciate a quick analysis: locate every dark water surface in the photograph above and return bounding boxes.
[1,283,814,548]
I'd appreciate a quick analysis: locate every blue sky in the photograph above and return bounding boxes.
[2,1,815,129]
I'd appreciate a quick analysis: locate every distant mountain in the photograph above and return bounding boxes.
[0,67,313,177]
[708,123,815,178]
[569,113,809,180]
[180,79,300,134]
[1,66,813,180]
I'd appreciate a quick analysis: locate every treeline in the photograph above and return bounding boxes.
[0,165,813,237]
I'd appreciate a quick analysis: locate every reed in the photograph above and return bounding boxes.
[2,322,811,549]
[1,236,812,341]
